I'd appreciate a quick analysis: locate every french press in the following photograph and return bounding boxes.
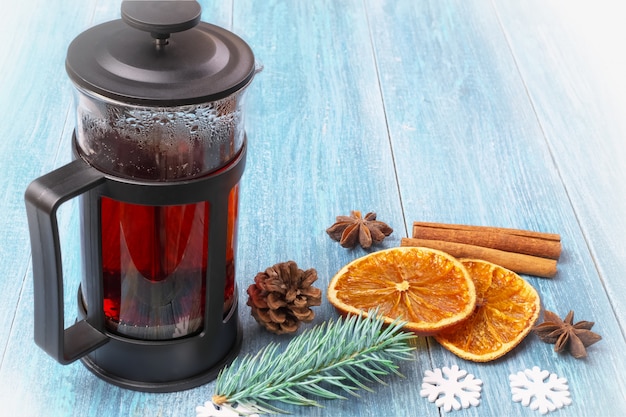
[25,0,258,392]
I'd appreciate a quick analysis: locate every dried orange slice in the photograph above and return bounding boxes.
[327,247,476,335]
[434,259,541,362]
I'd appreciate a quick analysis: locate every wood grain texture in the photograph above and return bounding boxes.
[0,0,97,361]
[0,0,624,415]
[492,0,626,333]
[230,0,412,414]
[365,0,626,415]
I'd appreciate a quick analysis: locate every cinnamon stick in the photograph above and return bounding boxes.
[412,222,561,260]
[401,238,558,278]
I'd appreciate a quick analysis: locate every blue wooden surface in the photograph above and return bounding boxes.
[1,0,625,416]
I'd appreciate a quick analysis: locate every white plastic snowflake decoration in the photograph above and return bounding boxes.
[420,365,483,412]
[509,366,572,414]
[195,401,260,417]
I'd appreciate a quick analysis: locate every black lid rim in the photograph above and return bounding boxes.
[67,64,256,106]
[65,20,256,106]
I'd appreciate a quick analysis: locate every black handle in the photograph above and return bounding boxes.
[25,159,108,364]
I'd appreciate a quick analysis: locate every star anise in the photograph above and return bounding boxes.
[533,310,602,359]
[326,210,393,249]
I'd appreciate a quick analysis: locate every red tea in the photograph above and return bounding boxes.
[100,187,238,340]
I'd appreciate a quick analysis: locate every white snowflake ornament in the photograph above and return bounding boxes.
[420,365,483,412]
[509,366,572,414]
[195,401,260,417]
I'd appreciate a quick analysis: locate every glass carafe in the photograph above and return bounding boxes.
[75,87,249,340]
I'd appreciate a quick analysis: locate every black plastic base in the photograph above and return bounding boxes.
[77,289,243,393]
[80,322,242,393]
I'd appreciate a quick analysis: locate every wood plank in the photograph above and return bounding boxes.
[0,0,103,414]
[492,0,626,410]
[226,0,417,414]
[366,0,626,415]
[0,0,98,362]
[492,0,626,331]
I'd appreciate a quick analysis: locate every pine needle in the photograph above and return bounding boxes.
[211,310,416,415]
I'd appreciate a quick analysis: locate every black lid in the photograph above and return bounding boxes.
[66,0,255,106]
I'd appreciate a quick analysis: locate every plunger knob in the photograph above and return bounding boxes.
[121,0,201,44]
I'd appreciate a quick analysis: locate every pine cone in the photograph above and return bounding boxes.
[247,261,322,334]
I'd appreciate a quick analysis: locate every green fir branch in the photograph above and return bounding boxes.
[211,310,416,415]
